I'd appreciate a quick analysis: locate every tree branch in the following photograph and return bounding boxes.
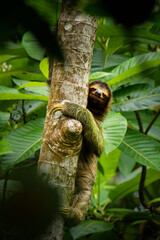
[134,110,143,133]
[135,110,160,215]
[144,110,160,134]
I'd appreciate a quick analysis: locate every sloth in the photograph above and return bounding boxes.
[52,80,112,225]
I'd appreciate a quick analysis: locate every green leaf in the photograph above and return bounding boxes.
[0,86,48,101]
[99,149,121,181]
[0,138,13,155]
[113,84,152,100]
[119,129,160,171]
[148,198,160,204]
[97,24,160,45]
[0,55,16,64]
[1,118,45,172]
[93,150,121,207]
[90,71,113,80]
[106,208,153,220]
[102,111,127,154]
[70,220,113,239]
[22,32,46,61]
[16,81,49,96]
[0,58,39,86]
[112,85,160,111]
[0,111,10,131]
[108,52,160,87]
[39,57,49,78]
[109,168,160,202]
[18,82,47,89]
[91,48,128,72]
[119,152,136,176]
[92,149,121,207]
[12,72,45,81]
[0,42,28,57]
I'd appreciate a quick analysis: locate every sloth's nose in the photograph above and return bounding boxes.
[96,89,102,97]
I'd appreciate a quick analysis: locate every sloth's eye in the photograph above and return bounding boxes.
[102,93,108,100]
[90,87,96,92]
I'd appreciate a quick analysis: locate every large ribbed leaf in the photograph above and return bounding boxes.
[119,129,160,171]
[108,52,160,87]
[102,111,127,154]
[0,86,48,101]
[0,139,12,155]
[112,85,160,111]
[113,84,152,100]
[70,220,113,239]
[109,168,160,202]
[0,111,10,131]
[1,118,45,172]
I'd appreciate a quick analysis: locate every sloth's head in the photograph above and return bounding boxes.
[87,80,112,120]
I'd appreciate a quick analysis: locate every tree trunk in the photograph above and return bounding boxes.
[37,1,97,239]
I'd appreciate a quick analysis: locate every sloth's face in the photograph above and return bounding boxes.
[87,82,112,120]
[88,85,110,103]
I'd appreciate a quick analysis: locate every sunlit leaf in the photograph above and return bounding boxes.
[39,57,49,78]
[90,71,113,80]
[18,82,47,89]
[0,86,48,101]
[108,52,160,87]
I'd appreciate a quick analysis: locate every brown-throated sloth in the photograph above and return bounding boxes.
[52,80,112,225]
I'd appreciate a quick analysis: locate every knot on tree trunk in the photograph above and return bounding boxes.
[62,118,82,141]
[45,118,83,161]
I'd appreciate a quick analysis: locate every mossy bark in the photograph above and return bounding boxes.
[37,1,97,239]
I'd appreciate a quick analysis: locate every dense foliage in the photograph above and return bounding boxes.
[0,1,160,239]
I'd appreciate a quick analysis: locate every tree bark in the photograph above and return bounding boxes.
[37,1,97,239]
